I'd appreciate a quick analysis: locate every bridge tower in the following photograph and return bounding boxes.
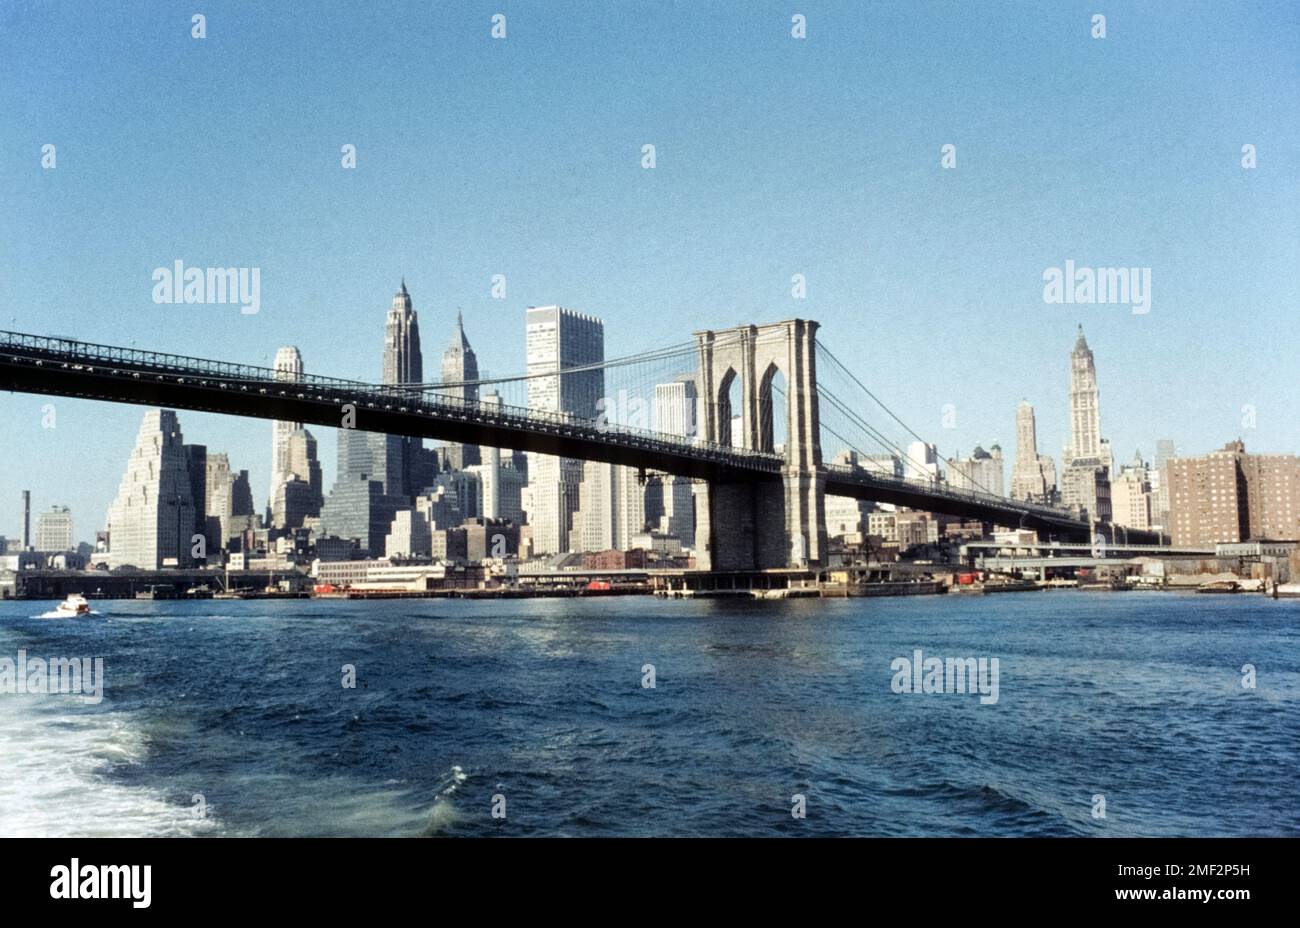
[693,320,827,571]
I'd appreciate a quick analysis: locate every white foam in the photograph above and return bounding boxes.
[0,700,218,837]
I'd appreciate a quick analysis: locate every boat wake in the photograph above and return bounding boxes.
[420,765,468,836]
[0,699,218,837]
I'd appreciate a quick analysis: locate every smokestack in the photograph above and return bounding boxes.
[22,490,31,550]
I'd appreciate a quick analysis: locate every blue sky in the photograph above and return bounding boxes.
[2,0,1297,543]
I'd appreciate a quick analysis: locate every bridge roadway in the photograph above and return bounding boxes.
[2,330,1123,541]
[821,464,1107,540]
[0,330,774,483]
[960,541,1212,557]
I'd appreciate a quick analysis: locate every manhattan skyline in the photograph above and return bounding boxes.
[2,1,1297,539]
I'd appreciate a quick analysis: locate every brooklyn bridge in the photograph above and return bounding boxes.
[0,321,1155,572]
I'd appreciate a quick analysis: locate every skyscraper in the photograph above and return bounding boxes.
[205,453,256,551]
[272,428,324,530]
[905,441,942,483]
[1066,325,1104,464]
[1152,439,1177,531]
[654,376,698,440]
[383,279,423,387]
[35,506,74,552]
[1011,401,1057,501]
[1061,326,1113,520]
[204,453,233,552]
[285,429,323,504]
[320,424,402,558]
[184,444,208,556]
[440,312,481,471]
[318,282,424,554]
[382,280,424,499]
[1167,441,1251,545]
[319,476,400,558]
[1168,441,1300,544]
[525,306,605,554]
[573,460,646,553]
[949,445,1005,497]
[464,390,526,526]
[270,346,305,512]
[1111,450,1153,530]
[106,410,197,569]
[650,377,698,545]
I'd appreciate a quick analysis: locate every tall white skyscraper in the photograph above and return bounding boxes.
[654,376,698,439]
[652,377,698,545]
[478,391,502,519]
[106,410,197,569]
[1011,401,1057,501]
[574,460,646,553]
[1066,325,1109,469]
[574,460,615,553]
[1061,326,1113,520]
[525,306,604,554]
[270,346,304,514]
[465,390,526,526]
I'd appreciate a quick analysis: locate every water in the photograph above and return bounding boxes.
[1,591,1297,837]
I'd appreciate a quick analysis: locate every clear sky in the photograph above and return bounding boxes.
[2,0,1297,544]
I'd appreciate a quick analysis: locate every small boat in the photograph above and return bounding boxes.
[55,594,92,617]
[1078,578,1130,592]
[1196,579,1240,594]
[982,576,1041,593]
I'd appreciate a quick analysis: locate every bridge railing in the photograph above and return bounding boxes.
[823,462,1086,524]
[1,329,780,472]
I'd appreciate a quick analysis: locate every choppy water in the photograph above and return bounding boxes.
[1,591,1297,836]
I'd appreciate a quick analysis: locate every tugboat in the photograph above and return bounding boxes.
[55,594,92,617]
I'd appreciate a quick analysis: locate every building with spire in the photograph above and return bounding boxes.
[1060,325,1113,521]
[439,311,481,471]
[1065,325,1108,466]
[318,281,424,556]
[383,279,423,387]
[382,279,424,499]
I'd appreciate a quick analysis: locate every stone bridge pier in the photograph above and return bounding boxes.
[692,320,827,571]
